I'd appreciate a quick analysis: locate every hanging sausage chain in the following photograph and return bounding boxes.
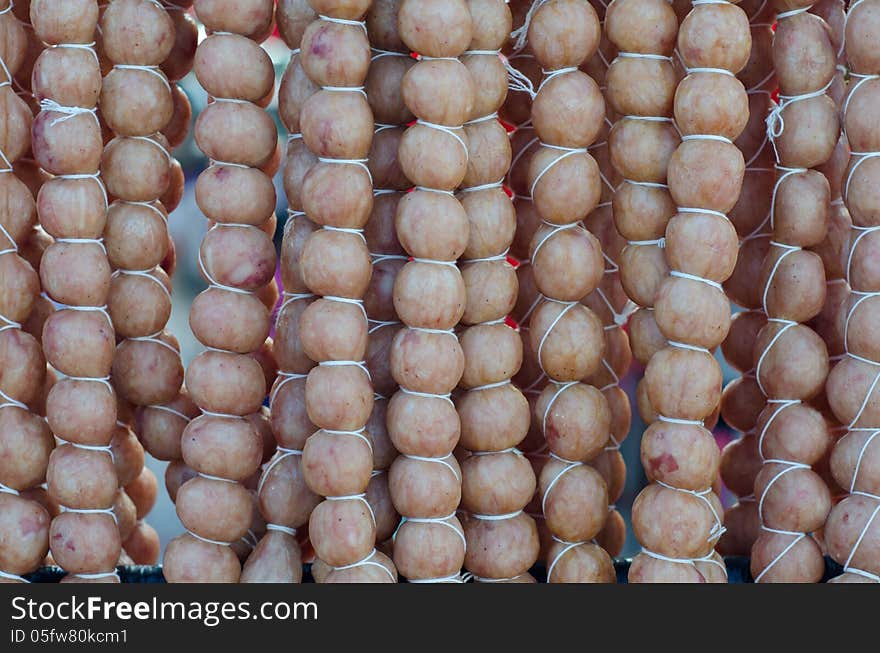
[0,0,52,584]
[605,0,681,561]
[244,0,319,584]
[809,0,854,556]
[134,0,199,539]
[811,0,851,471]
[629,0,753,583]
[387,0,475,584]
[717,0,775,558]
[163,0,278,583]
[31,0,123,582]
[15,0,880,585]
[606,0,677,376]
[296,1,397,583]
[510,0,616,583]
[580,0,633,560]
[603,0,681,559]
[101,0,183,420]
[503,10,548,562]
[98,1,182,568]
[502,15,538,405]
[749,1,836,583]
[362,0,410,557]
[455,0,540,584]
[824,0,880,584]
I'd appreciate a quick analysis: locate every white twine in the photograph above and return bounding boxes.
[464,112,500,127]
[0,569,27,582]
[73,571,119,581]
[459,179,505,194]
[318,156,372,182]
[530,145,587,199]
[411,258,457,270]
[56,172,109,208]
[0,225,21,335]
[756,399,800,459]
[753,462,812,583]
[0,142,11,174]
[776,5,812,20]
[48,41,99,65]
[681,134,733,145]
[55,435,114,461]
[769,166,808,231]
[531,220,583,265]
[39,99,98,127]
[657,415,704,426]
[667,340,710,355]
[403,453,460,481]
[318,14,367,32]
[846,225,880,289]
[669,270,723,291]
[541,453,583,516]
[266,524,297,536]
[469,447,523,458]
[198,223,258,296]
[408,573,466,584]
[415,119,468,157]
[657,480,725,543]
[840,0,868,63]
[367,318,401,334]
[842,500,880,581]
[393,512,466,550]
[59,505,118,524]
[640,547,728,576]
[468,378,511,393]
[187,530,231,547]
[546,536,590,581]
[414,186,455,196]
[55,236,107,254]
[318,359,372,380]
[846,430,880,495]
[510,0,549,52]
[331,548,395,581]
[400,386,455,405]
[371,48,408,61]
[755,317,798,397]
[628,237,666,248]
[686,67,735,77]
[613,52,672,64]
[844,150,880,206]
[200,406,247,420]
[258,446,304,497]
[461,248,510,265]
[111,267,171,301]
[113,64,171,93]
[322,85,367,98]
[319,427,373,454]
[508,136,539,192]
[278,291,315,315]
[540,380,577,438]
[0,480,20,496]
[119,199,168,223]
[199,472,237,484]
[464,572,527,583]
[148,404,192,423]
[766,79,834,160]
[471,510,522,521]
[128,135,173,164]
[536,301,578,375]
[325,493,376,527]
